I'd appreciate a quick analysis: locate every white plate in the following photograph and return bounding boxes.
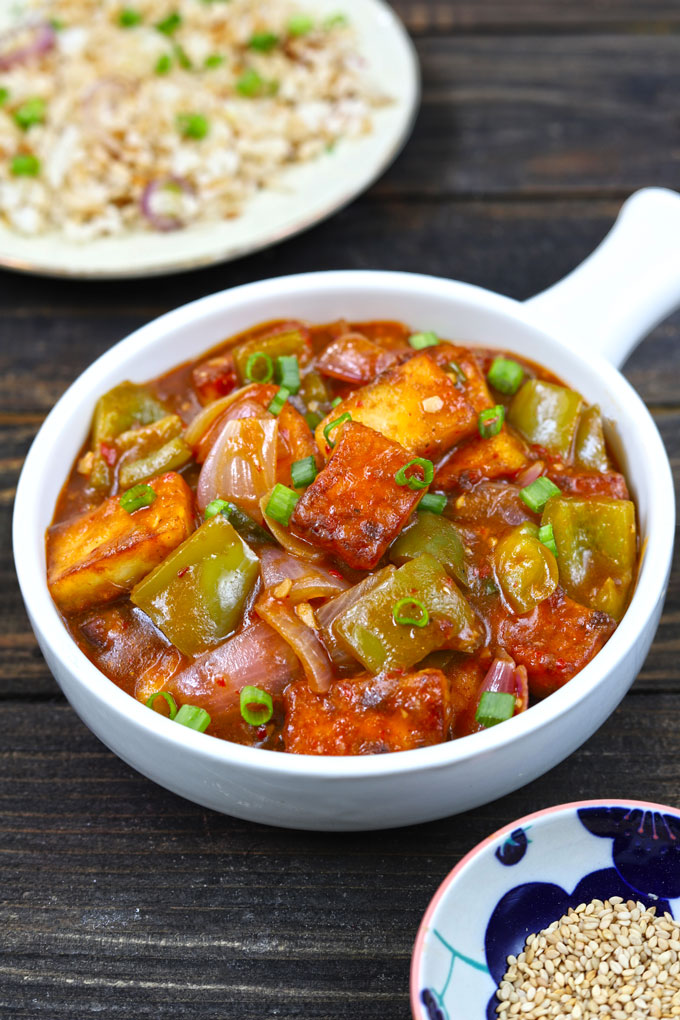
[0,0,419,279]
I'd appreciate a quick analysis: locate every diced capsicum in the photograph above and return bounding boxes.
[508,379,583,459]
[493,525,559,614]
[573,405,611,472]
[119,436,192,489]
[233,328,310,384]
[389,512,468,587]
[334,552,482,673]
[541,496,637,619]
[90,381,169,490]
[131,515,259,656]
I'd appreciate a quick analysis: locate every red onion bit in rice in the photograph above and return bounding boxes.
[0,20,55,71]
[141,177,195,232]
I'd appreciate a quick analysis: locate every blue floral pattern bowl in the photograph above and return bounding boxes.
[410,799,680,1020]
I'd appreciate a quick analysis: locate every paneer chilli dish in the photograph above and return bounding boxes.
[47,319,638,755]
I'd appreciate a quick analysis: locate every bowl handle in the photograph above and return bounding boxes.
[522,187,680,368]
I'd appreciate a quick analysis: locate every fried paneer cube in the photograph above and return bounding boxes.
[282,669,451,755]
[435,429,530,491]
[289,421,422,570]
[430,343,494,413]
[315,352,477,459]
[47,472,195,614]
[493,589,616,699]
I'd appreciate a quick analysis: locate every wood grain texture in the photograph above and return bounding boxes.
[2,4,680,1018]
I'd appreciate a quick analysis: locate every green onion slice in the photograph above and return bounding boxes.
[145,691,178,719]
[175,704,211,732]
[448,360,467,386]
[394,457,434,491]
[538,522,559,557]
[331,396,342,407]
[155,11,182,34]
[475,690,516,728]
[520,476,561,513]
[176,112,209,139]
[245,351,274,383]
[119,8,143,27]
[408,331,439,350]
[392,597,429,628]
[419,492,447,514]
[240,685,274,726]
[478,405,505,439]
[487,356,524,395]
[249,31,279,51]
[291,455,317,488]
[204,498,233,520]
[288,13,314,35]
[11,153,40,176]
[276,355,300,394]
[265,483,299,526]
[120,483,156,513]
[267,386,290,416]
[305,410,322,430]
[14,96,46,130]
[323,411,352,447]
[155,53,172,74]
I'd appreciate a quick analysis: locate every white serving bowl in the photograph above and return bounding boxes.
[13,189,680,830]
[410,798,680,1019]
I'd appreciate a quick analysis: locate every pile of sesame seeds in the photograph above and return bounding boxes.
[496,897,680,1019]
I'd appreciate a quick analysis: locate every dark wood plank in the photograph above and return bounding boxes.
[392,1,680,34]
[1,693,678,1019]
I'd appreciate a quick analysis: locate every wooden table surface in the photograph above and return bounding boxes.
[3,3,680,1017]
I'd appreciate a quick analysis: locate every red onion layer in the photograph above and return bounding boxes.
[0,20,55,71]
[141,176,194,232]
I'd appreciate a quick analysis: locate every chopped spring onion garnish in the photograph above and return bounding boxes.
[176,112,209,139]
[14,97,46,130]
[0,88,9,105]
[305,410,322,430]
[245,351,274,383]
[276,355,300,393]
[249,31,279,51]
[291,456,317,488]
[155,53,172,74]
[475,690,516,728]
[408,331,439,350]
[204,53,224,68]
[11,153,40,176]
[478,405,505,439]
[119,8,143,26]
[155,11,182,34]
[236,68,266,97]
[538,522,559,557]
[120,483,156,513]
[488,356,524,395]
[448,360,467,386]
[420,492,447,514]
[266,483,299,526]
[323,411,352,447]
[394,457,434,491]
[173,43,192,69]
[520,476,561,513]
[331,396,342,407]
[267,386,290,416]
[288,13,315,35]
[204,498,234,520]
[175,704,211,732]
[392,597,429,628]
[240,685,274,726]
[145,691,178,719]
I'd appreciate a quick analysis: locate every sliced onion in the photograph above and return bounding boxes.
[259,546,349,603]
[516,460,545,488]
[259,493,325,563]
[477,656,528,715]
[315,566,396,670]
[185,384,273,460]
[141,176,195,232]
[198,417,277,523]
[164,621,300,724]
[0,20,55,70]
[256,593,334,693]
[316,332,400,384]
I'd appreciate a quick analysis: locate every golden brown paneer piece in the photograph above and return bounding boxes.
[283,669,451,755]
[492,589,616,699]
[315,352,477,459]
[48,472,195,614]
[289,421,422,570]
[430,343,494,412]
[435,429,530,491]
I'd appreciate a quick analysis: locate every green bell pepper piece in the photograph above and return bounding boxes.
[131,515,259,656]
[508,379,583,458]
[389,512,467,587]
[299,369,331,409]
[90,382,168,490]
[494,526,558,614]
[574,405,611,472]
[233,329,308,384]
[334,552,481,673]
[541,496,637,620]
[118,436,192,489]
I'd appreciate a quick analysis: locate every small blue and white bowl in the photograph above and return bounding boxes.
[411,799,680,1020]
